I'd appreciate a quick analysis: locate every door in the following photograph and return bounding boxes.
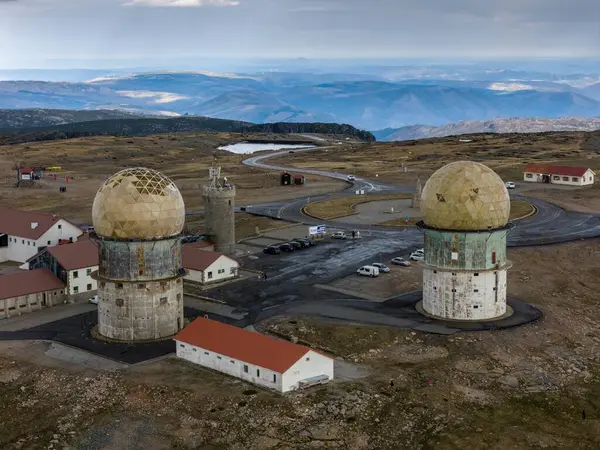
[41,293,46,307]
[542,175,550,183]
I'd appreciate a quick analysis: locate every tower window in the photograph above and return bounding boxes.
[451,289,456,292]
[116,298,124,306]
[474,273,479,276]
[116,283,123,289]
[137,283,146,289]
[474,289,479,292]
[160,297,167,305]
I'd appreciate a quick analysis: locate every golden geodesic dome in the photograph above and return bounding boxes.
[420,161,510,231]
[92,168,185,239]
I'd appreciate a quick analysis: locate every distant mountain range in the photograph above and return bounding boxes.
[2,72,600,130]
[374,117,600,141]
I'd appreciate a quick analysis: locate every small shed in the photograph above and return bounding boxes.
[294,175,306,185]
[17,168,34,181]
[281,172,292,186]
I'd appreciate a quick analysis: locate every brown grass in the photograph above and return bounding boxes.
[303,193,411,220]
[509,199,535,219]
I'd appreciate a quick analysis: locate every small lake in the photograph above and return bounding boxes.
[217,143,316,154]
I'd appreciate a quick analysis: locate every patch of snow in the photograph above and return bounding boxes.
[488,82,534,91]
[117,90,189,104]
[218,143,316,154]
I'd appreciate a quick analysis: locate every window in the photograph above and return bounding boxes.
[116,283,123,289]
[474,273,479,276]
[22,240,24,244]
[256,369,260,377]
[553,176,559,180]
[58,224,62,230]
[87,284,92,291]
[452,273,456,276]
[433,286,437,290]
[176,293,181,300]
[526,173,533,178]
[47,241,51,245]
[493,287,497,291]
[273,374,277,383]
[116,298,124,306]
[451,288,456,292]
[207,271,213,279]
[137,283,146,289]
[160,297,167,305]
[572,177,578,182]
[474,289,479,293]
[217,356,222,360]
[306,357,310,361]
[73,286,79,293]
[27,241,30,246]
[73,271,78,278]
[473,305,479,309]
[179,344,184,348]
[433,270,437,274]
[562,176,569,181]
[230,360,235,364]
[204,351,209,355]
[86,268,92,276]
[193,348,197,352]
[244,365,248,373]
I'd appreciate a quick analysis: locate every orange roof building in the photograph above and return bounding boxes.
[523,164,595,186]
[182,248,239,285]
[174,317,334,393]
[0,268,66,318]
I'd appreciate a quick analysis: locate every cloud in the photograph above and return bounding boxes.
[123,0,239,6]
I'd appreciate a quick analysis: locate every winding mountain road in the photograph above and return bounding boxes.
[242,145,600,247]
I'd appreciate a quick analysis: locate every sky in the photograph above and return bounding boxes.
[1,0,600,69]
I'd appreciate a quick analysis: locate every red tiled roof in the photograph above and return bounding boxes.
[0,206,74,240]
[0,268,65,300]
[18,168,33,174]
[175,317,322,373]
[183,241,214,250]
[523,164,592,177]
[47,240,99,270]
[182,248,223,272]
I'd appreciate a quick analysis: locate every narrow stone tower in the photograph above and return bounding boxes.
[411,177,422,209]
[203,166,236,254]
[91,168,185,341]
[417,161,513,321]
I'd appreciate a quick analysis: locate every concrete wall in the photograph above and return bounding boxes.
[0,288,66,318]
[97,278,184,341]
[422,228,510,321]
[203,186,236,254]
[282,350,334,393]
[68,265,98,295]
[422,268,507,320]
[97,237,182,281]
[184,256,239,284]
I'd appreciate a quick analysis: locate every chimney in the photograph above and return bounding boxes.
[31,222,38,230]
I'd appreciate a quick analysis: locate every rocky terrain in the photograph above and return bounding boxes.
[375,117,600,141]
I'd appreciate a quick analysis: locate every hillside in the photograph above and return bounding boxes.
[0,115,375,146]
[0,108,154,130]
[375,117,600,141]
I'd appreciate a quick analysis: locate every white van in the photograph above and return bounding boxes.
[357,265,380,277]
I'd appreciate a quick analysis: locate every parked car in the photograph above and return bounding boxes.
[278,243,295,252]
[391,257,411,266]
[410,252,424,261]
[89,295,99,305]
[347,175,356,181]
[371,263,390,273]
[263,246,281,255]
[505,181,516,189]
[357,265,380,277]
[287,241,303,250]
[295,238,315,247]
[291,239,310,249]
[331,231,347,239]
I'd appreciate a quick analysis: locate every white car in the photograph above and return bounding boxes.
[505,181,516,189]
[89,295,99,305]
[371,263,390,273]
[357,265,380,277]
[347,175,356,181]
[391,257,411,266]
[410,252,424,261]
[331,231,347,239]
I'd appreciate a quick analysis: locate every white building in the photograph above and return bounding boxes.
[0,207,83,263]
[175,317,334,393]
[182,247,239,284]
[26,238,98,301]
[523,164,595,186]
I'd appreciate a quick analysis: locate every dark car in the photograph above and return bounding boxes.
[278,243,295,252]
[291,239,310,248]
[263,246,281,255]
[286,241,303,250]
[295,238,316,247]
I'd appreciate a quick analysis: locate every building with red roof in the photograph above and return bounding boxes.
[174,317,334,393]
[523,164,595,186]
[182,246,239,285]
[0,268,66,318]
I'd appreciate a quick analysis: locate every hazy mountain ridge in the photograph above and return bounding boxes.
[2,71,600,129]
[374,117,600,141]
[0,114,375,145]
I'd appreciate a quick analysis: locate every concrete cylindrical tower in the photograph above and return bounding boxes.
[203,167,236,254]
[418,161,513,321]
[91,167,185,341]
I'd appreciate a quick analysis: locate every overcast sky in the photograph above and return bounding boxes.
[1,0,600,68]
